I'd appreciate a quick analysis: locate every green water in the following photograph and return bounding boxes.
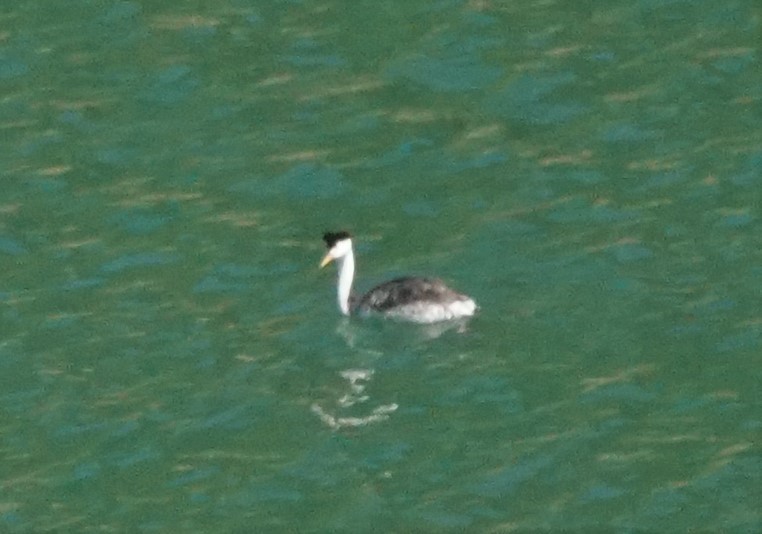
[1,0,760,531]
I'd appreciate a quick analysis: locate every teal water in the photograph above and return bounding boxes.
[1,1,760,531]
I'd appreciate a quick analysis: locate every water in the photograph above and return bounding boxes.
[1,0,760,531]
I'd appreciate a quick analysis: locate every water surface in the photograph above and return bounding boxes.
[1,0,760,531]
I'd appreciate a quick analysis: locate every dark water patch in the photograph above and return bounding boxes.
[189,491,210,504]
[600,122,660,143]
[229,164,345,200]
[209,103,241,121]
[440,375,523,415]
[695,298,736,316]
[168,466,221,487]
[181,23,218,44]
[73,461,101,482]
[730,151,762,187]
[711,51,755,75]
[692,456,761,509]
[637,170,690,192]
[641,485,691,521]
[672,394,713,414]
[336,113,380,135]
[387,55,501,92]
[594,417,630,434]
[635,456,761,530]
[194,262,283,294]
[663,223,688,238]
[470,454,554,497]
[517,101,586,125]
[669,323,705,337]
[284,36,346,69]
[27,177,68,193]
[450,151,507,173]
[402,200,439,217]
[0,54,28,79]
[741,419,761,432]
[54,421,110,440]
[589,50,617,62]
[19,129,65,157]
[606,277,647,293]
[108,445,160,468]
[480,219,544,239]
[610,243,654,263]
[418,508,473,529]
[578,483,626,503]
[0,236,27,256]
[61,278,105,291]
[526,252,617,291]
[715,327,760,353]
[363,145,507,180]
[100,0,141,23]
[100,251,180,273]
[139,65,200,106]
[485,71,586,125]
[110,419,141,438]
[96,147,139,166]
[580,383,657,405]
[94,1,145,47]
[196,404,252,431]
[240,483,302,504]
[284,53,345,68]
[0,510,23,528]
[362,139,434,168]
[714,212,755,229]
[110,208,174,236]
[564,169,607,185]
[58,109,98,134]
[546,198,637,224]
[462,11,498,27]
[42,314,81,330]
[284,438,360,486]
[0,387,45,415]
[0,341,24,373]
[385,18,503,92]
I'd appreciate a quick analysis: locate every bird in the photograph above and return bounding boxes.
[319,231,477,324]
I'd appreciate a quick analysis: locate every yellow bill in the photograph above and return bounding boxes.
[319,252,334,268]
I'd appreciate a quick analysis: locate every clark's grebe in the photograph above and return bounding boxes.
[319,231,477,323]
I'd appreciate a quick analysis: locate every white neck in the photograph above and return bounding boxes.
[335,249,354,315]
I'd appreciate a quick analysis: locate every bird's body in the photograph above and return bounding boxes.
[320,231,477,324]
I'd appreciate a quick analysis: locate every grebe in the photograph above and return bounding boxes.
[319,231,477,324]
